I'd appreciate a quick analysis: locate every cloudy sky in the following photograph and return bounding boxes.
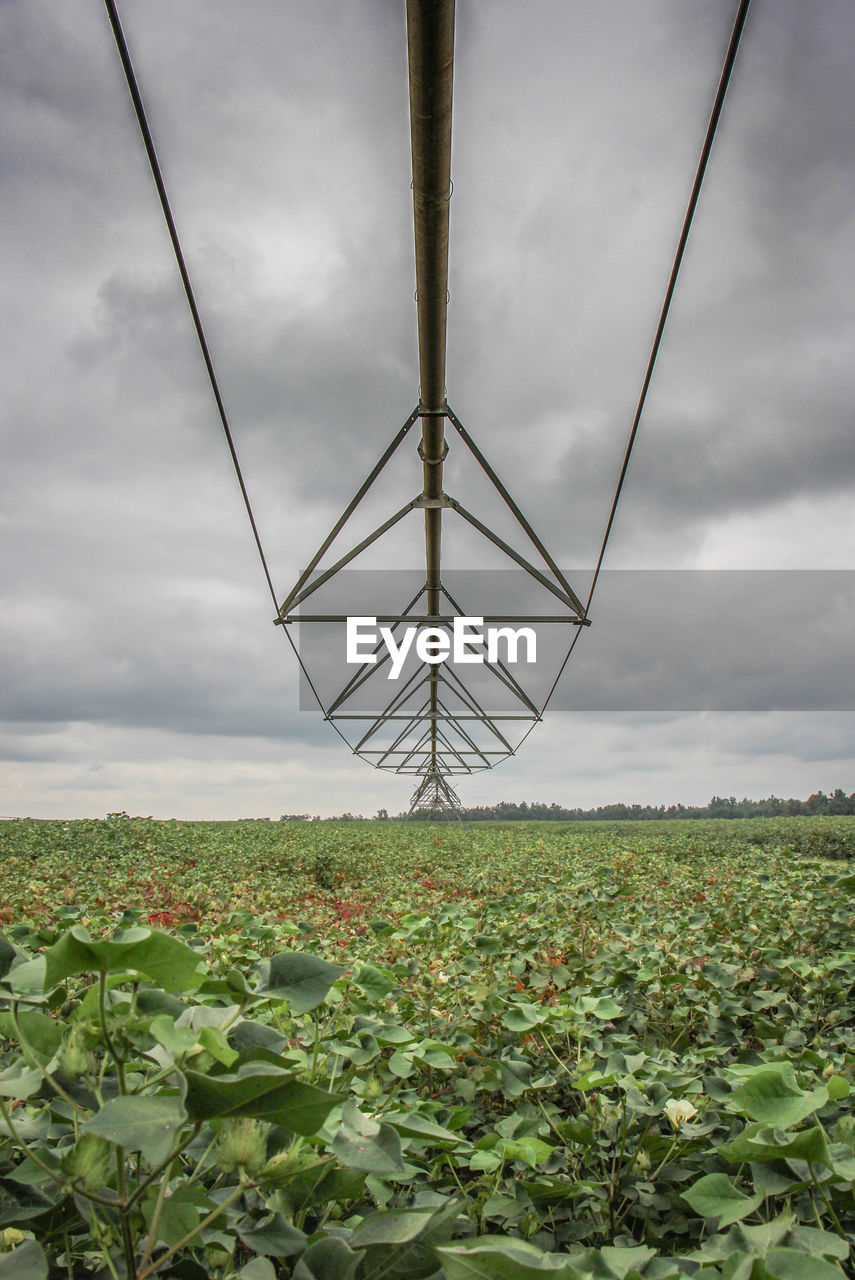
[2,0,854,819]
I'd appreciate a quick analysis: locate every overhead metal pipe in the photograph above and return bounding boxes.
[406,0,455,774]
[406,0,454,607]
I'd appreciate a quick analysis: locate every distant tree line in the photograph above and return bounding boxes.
[403,788,855,822]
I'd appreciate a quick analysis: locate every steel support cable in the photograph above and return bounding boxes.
[585,0,752,617]
[102,0,279,614]
[511,0,753,761]
[102,0,361,760]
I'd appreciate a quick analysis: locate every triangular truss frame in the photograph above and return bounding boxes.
[275,402,589,780]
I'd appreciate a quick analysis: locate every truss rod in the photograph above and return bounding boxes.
[440,663,533,736]
[432,724,472,770]
[434,699,492,768]
[281,614,586,624]
[446,498,586,614]
[374,702,432,765]
[278,409,420,616]
[330,714,537,722]
[360,749,508,756]
[325,585,426,714]
[354,669,433,752]
[394,723,442,772]
[398,764,479,771]
[285,498,420,610]
[446,407,584,613]
[397,727,436,772]
[435,669,516,753]
[439,584,543,717]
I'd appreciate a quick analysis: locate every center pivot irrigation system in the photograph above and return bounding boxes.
[104,0,752,816]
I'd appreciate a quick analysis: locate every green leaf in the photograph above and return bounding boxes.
[735,1217,803,1254]
[332,1099,405,1174]
[720,1123,832,1167]
[473,935,502,955]
[85,1094,188,1166]
[572,1069,617,1093]
[3,1151,62,1187]
[0,1062,43,1099]
[497,1136,554,1169]
[352,963,397,1001]
[142,1181,207,1249]
[468,1148,502,1173]
[43,925,205,992]
[5,958,48,1002]
[353,1201,460,1280]
[136,986,188,1019]
[501,1002,546,1031]
[383,1110,465,1147]
[230,1019,288,1055]
[0,1179,62,1229]
[595,1244,660,1277]
[829,1145,855,1181]
[826,1074,849,1101]
[350,1207,442,1246]
[292,1237,360,1280]
[388,1051,417,1078]
[237,1211,306,1257]
[0,1239,48,1280]
[237,1261,277,1280]
[500,1059,533,1099]
[197,1024,239,1067]
[682,1172,763,1227]
[0,1011,61,1065]
[763,1248,846,1279]
[285,1163,366,1208]
[436,1236,579,1279]
[256,951,344,1012]
[150,1015,199,1059]
[374,1022,415,1045]
[0,936,18,982]
[412,1038,457,1069]
[730,1067,828,1127]
[183,1060,343,1131]
[561,1117,595,1146]
[579,995,623,1020]
[748,1162,805,1198]
[785,1225,848,1262]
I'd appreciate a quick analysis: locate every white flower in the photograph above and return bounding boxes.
[436,970,449,985]
[663,1098,698,1131]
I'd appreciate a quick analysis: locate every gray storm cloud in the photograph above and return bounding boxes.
[1,0,853,815]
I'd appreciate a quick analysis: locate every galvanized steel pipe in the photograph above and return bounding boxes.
[407,0,454,620]
[407,0,454,773]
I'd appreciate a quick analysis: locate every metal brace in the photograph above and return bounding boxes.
[414,493,452,508]
[418,438,449,466]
